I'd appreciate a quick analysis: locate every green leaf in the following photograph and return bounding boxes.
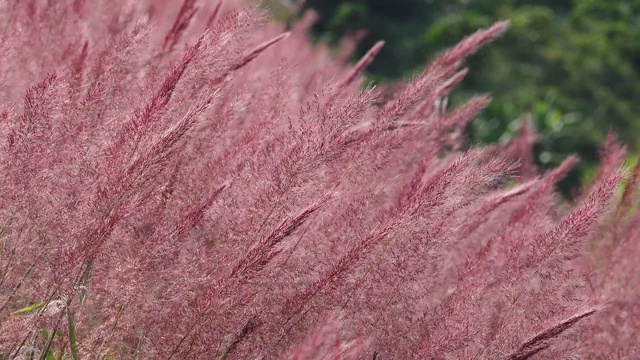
[11,301,45,315]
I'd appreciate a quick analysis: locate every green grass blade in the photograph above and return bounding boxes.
[67,310,79,360]
[11,301,44,315]
[39,329,56,360]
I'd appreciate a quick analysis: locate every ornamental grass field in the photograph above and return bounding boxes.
[0,1,639,358]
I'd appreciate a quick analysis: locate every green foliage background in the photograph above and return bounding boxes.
[267,0,640,194]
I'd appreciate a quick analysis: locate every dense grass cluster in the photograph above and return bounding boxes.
[1,0,639,358]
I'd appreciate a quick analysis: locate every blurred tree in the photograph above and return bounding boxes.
[301,0,438,80]
[296,0,640,195]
